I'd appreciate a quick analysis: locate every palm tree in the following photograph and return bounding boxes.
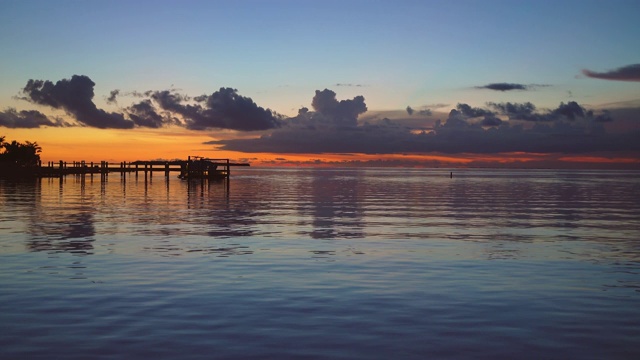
[0,136,42,167]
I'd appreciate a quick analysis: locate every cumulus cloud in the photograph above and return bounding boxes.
[0,108,67,128]
[311,89,367,127]
[210,93,638,155]
[9,75,280,131]
[582,64,640,82]
[487,101,603,122]
[20,75,135,129]
[487,102,538,121]
[127,99,171,128]
[151,87,281,131]
[456,103,494,118]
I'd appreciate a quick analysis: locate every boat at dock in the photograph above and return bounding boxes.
[177,156,249,180]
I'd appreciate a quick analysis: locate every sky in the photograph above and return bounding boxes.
[1,0,639,168]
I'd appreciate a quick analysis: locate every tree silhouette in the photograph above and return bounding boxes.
[0,136,42,167]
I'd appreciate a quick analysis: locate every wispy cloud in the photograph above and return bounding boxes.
[106,89,119,104]
[582,64,640,82]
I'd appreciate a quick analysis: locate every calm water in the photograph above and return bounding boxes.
[1,168,639,359]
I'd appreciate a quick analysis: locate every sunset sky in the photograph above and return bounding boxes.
[1,0,639,168]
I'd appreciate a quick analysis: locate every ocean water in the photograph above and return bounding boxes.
[1,168,639,359]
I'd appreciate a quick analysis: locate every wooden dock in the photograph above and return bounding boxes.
[34,156,249,180]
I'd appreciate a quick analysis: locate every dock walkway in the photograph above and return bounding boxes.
[34,156,249,180]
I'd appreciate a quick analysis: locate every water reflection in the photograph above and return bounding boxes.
[303,169,365,239]
[27,212,95,254]
[1,168,639,262]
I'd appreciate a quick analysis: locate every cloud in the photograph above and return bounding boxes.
[211,119,636,154]
[335,83,366,87]
[487,101,602,122]
[456,103,494,118]
[406,106,414,115]
[311,89,367,127]
[582,63,640,82]
[405,106,431,117]
[106,89,119,104]
[0,108,67,128]
[553,101,584,120]
[480,116,503,127]
[20,75,135,129]
[488,102,541,121]
[210,94,639,155]
[151,87,281,131]
[475,83,551,91]
[127,99,171,128]
[12,75,280,131]
[476,83,527,91]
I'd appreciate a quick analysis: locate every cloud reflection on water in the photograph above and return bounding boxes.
[0,168,638,264]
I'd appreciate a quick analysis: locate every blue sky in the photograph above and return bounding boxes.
[1,0,639,167]
[2,0,638,114]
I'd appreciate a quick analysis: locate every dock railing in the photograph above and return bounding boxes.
[33,157,249,180]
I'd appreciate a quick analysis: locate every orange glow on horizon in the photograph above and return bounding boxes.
[2,128,638,169]
[557,155,639,164]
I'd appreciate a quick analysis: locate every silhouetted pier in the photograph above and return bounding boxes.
[33,156,249,180]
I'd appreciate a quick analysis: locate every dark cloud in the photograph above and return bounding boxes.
[477,83,527,91]
[405,106,431,117]
[487,101,604,122]
[594,110,613,123]
[127,99,170,128]
[480,116,503,127]
[211,98,638,155]
[475,83,551,91]
[20,75,135,129]
[311,89,367,127]
[106,89,119,104]
[0,108,67,128]
[151,87,281,131]
[553,101,584,120]
[12,75,281,131]
[456,103,494,118]
[406,106,414,115]
[487,102,542,121]
[582,64,640,82]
